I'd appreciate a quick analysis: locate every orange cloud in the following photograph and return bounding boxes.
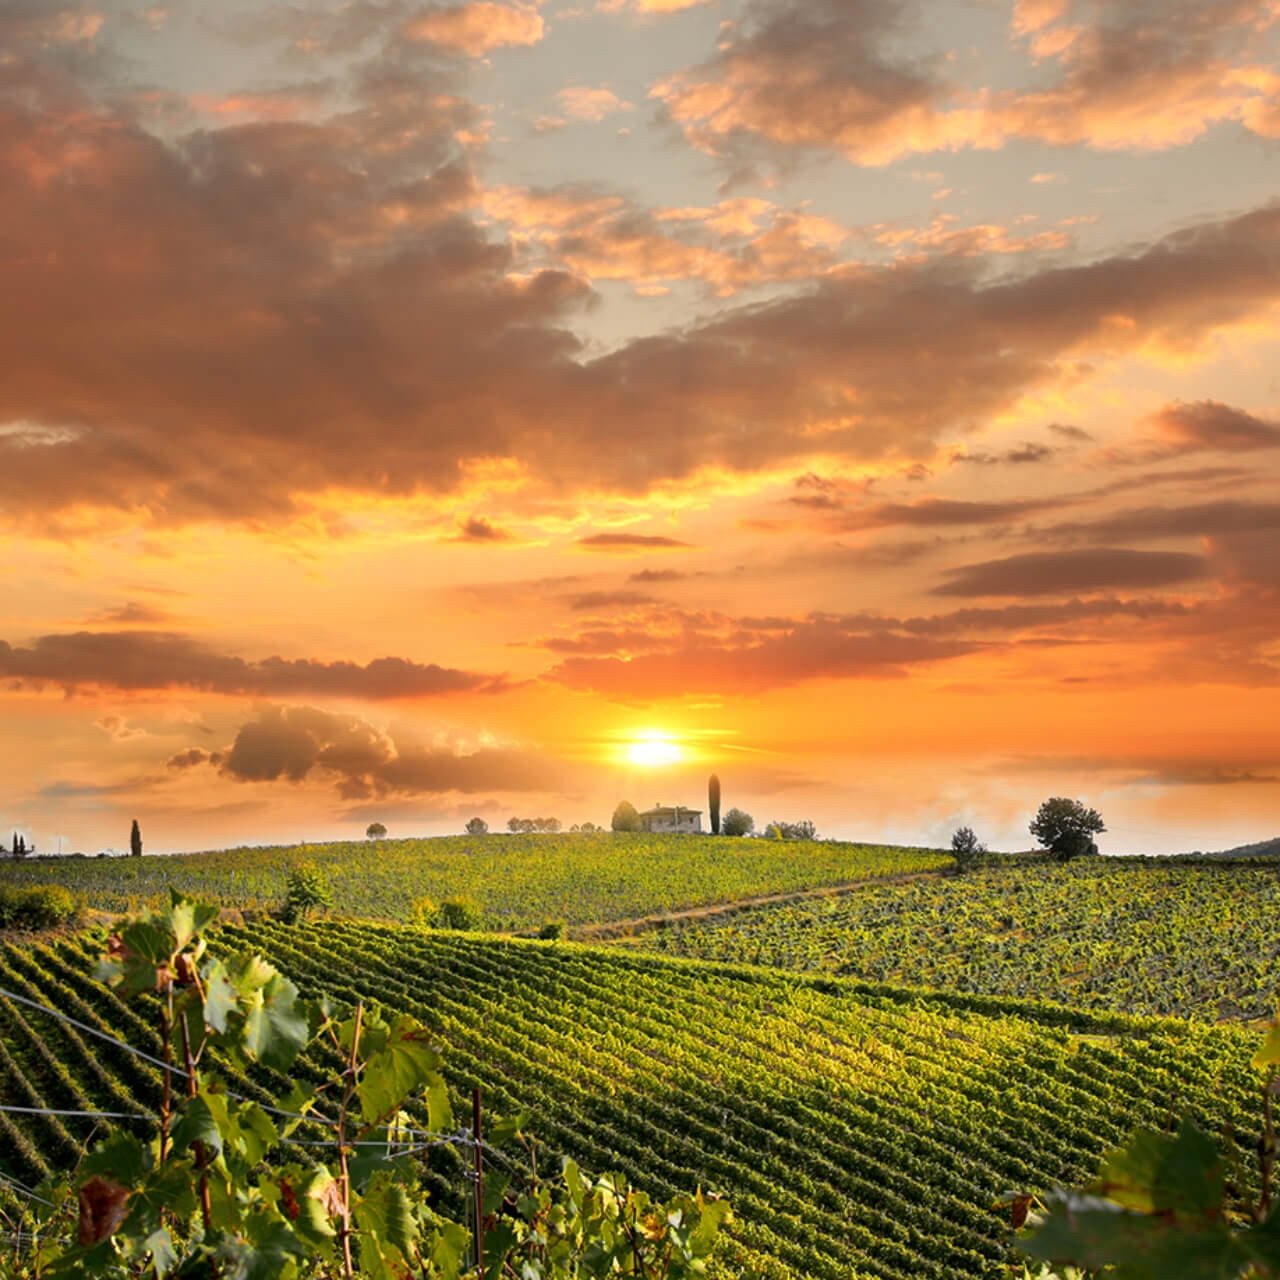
[402,2,544,55]
[556,86,632,121]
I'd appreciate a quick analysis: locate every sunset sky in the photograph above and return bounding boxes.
[3,0,1280,856]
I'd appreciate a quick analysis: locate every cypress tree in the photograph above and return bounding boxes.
[130,819,143,858]
[709,774,721,835]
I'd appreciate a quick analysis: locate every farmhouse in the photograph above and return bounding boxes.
[637,804,702,833]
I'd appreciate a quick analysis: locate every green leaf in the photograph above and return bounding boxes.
[353,1174,420,1278]
[168,890,219,951]
[239,972,308,1073]
[356,1017,445,1126]
[489,1112,529,1146]
[1254,1024,1280,1069]
[210,1214,307,1280]
[201,957,238,1034]
[80,1131,153,1186]
[172,1094,224,1159]
[142,1227,177,1279]
[1096,1118,1225,1216]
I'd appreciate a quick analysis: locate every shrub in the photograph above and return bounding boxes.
[538,920,566,940]
[4,884,79,931]
[611,801,642,832]
[365,822,387,839]
[438,895,482,931]
[721,808,754,837]
[283,861,332,922]
[950,826,987,872]
[410,895,439,927]
[764,820,816,840]
[465,817,488,835]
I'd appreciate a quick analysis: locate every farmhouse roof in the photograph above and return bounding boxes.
[638,804,702,817]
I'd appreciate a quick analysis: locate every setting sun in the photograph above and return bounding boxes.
[627,735,683,768]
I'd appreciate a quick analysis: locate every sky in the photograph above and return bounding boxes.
[2,0,1280,857]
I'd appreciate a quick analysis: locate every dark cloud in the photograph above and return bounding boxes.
[550,616,977,698]
[1048,423,1093,442]
[1149,400,1280,452]
[952,442,1057,465]
[1043,500,1280,544]
[627,569,691,583]
[85,602,173,625]
[188,704,568,800]
[450,515,515,542]
[576,534,694,552]
[933,548,1208,597]
[566,590,659,611]
[0,631,505,698]
[652,0,949,168]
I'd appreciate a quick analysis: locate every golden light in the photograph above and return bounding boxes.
[627,734,682,767]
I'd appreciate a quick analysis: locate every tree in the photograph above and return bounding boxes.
[365,821,387,840]
[284,861,332,921]
[721,807,753,837]
[580,821,598,833]
[709,774,721,835]
[950,825,986,872]
[465,817,489,835]
[1030,797,1105,861]
[764,820,816,840]
[129,819,142,858]
[508,816,522,832]
[611,800,641,832]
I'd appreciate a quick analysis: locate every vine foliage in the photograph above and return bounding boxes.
[1,892,730,1279]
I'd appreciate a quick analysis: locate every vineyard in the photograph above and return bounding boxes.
[0,923,1265,1279]
[0,833,947,930]
[633,856,1280,1021]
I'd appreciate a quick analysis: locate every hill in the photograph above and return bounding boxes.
[0,923,1262,1279]
[1192,835,1280,859]
[0,833,946,930]
[630,855,1280,1021]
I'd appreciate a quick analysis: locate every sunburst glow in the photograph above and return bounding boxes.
[627,735,682,767]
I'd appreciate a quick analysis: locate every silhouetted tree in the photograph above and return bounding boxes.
[366,822,387,840]
[465,817,488,835]
[611,801,641,832]
[721,808,753,837]
[130,820,142,858]
[1030,797,1105,861]
[709,774,721,835]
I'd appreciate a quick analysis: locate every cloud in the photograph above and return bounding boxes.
[951,442,1057,465]
[933,548,1208,597]
[1044,500,1280,544]
[94,713,149,741]
[575,534,694,552]
[556,86,632,121]
[401,2,545,55]
[3,30,1280,528]
[628,568,692,583]
[180,704,569,800]
[1048,422,1093,441]
[651,0,957,169]
[566,590,659,610]
[652,0,1280,170]
[84,601,174,625]
[450,515,516,542]
[481,184,848,295]
[1148,399,1280,452]
[548,614,979,697]
[0,631,506,698]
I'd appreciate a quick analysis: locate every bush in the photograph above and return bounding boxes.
[611,801,642,832]
[538,920,566,940]
[410,895,439,927]
[438,895,482,931]
[465,817,488,835]
[950,826,987,872]
[283,861,332,922]
[721,808,754,837]
[764,820,816,840]
[0,884,79,931]
[365,822,387,839]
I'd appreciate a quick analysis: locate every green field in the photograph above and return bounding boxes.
[0,833,947,930]
[0,923,1263,1279]
[632,855,1280,1021]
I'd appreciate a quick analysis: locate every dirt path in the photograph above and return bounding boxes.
[573,868,947,941]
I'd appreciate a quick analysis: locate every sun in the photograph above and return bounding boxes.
[627,734,682,767]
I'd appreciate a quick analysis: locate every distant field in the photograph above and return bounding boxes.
[0,833,948,931]
[0,924,1262,1279]
[633,856,1280,1021]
